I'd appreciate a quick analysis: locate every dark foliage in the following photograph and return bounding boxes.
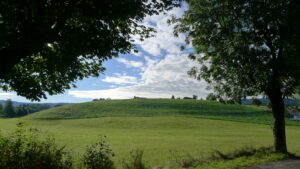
[206,93,217,101]
[3,99,15,117]
[0,104,3,114]
[0,124,73,169]
[0,0,181,101]
[15,104,51,117]
[252,98,262,106]
[174,0,300,153]
[82,137,115,169]
[1,100,52,117]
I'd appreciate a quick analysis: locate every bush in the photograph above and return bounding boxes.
[82,136,115,169]
[252,98,262,106]
[0,123,73,169]
[122,149,149,169]
[206,93,217,101]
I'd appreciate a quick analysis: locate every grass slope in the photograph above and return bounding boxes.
[27,99,300,126]
[1,99,299,168]
[0,117,299,168]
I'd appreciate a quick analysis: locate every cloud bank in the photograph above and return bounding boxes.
[116,58,144,69]
[69,6,209,100]
[102,74,139,85]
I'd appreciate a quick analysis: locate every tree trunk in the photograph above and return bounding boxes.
[268,89,288,153]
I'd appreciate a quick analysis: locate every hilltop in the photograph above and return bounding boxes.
[25,99,299,126]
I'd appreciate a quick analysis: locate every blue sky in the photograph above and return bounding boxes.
[0,6,209,103]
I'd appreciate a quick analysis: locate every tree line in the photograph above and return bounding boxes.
[0,99,51,117]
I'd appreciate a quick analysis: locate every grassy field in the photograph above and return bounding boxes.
[0,99,299,168]
[25,99,300,126]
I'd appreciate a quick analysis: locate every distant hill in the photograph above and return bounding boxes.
[241,98,298,107]
[0,100,72,107]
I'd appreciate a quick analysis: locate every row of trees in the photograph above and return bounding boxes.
[93,98,111,101]
[0,99,15,117]
[171,95,198,99]
[0,99,50,117]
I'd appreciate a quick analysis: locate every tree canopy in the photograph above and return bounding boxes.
[0,104,3,115]
[175,0,300,153]
[295,86,300,95]
[0,0,181,101]
[3,99,15,117]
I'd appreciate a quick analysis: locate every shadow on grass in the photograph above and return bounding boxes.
[169,146,293,169]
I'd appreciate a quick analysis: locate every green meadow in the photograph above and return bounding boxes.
[0,99,299,168]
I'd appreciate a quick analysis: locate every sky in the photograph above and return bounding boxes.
[0,6,210,103]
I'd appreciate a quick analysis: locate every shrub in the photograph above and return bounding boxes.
[0,123,73,169]
[206,93,217,101]
[252,98,262,106]
[82,136,115,169]
[122,149,149,169]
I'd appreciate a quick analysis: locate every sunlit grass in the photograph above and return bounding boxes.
[25,99,300,126]
[0,117,299,168]
[0,99,299,168]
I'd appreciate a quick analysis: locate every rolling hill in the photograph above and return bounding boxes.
[25,99,300,126]
[0,99,299,168]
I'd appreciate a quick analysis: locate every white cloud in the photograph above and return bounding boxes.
[0,93,14,100]
[132,7,186,57]
[69,86,171,99]
[116,58,144,69]
[70,53,209,99]
[102,74,139,85]
[69,6,209,100]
